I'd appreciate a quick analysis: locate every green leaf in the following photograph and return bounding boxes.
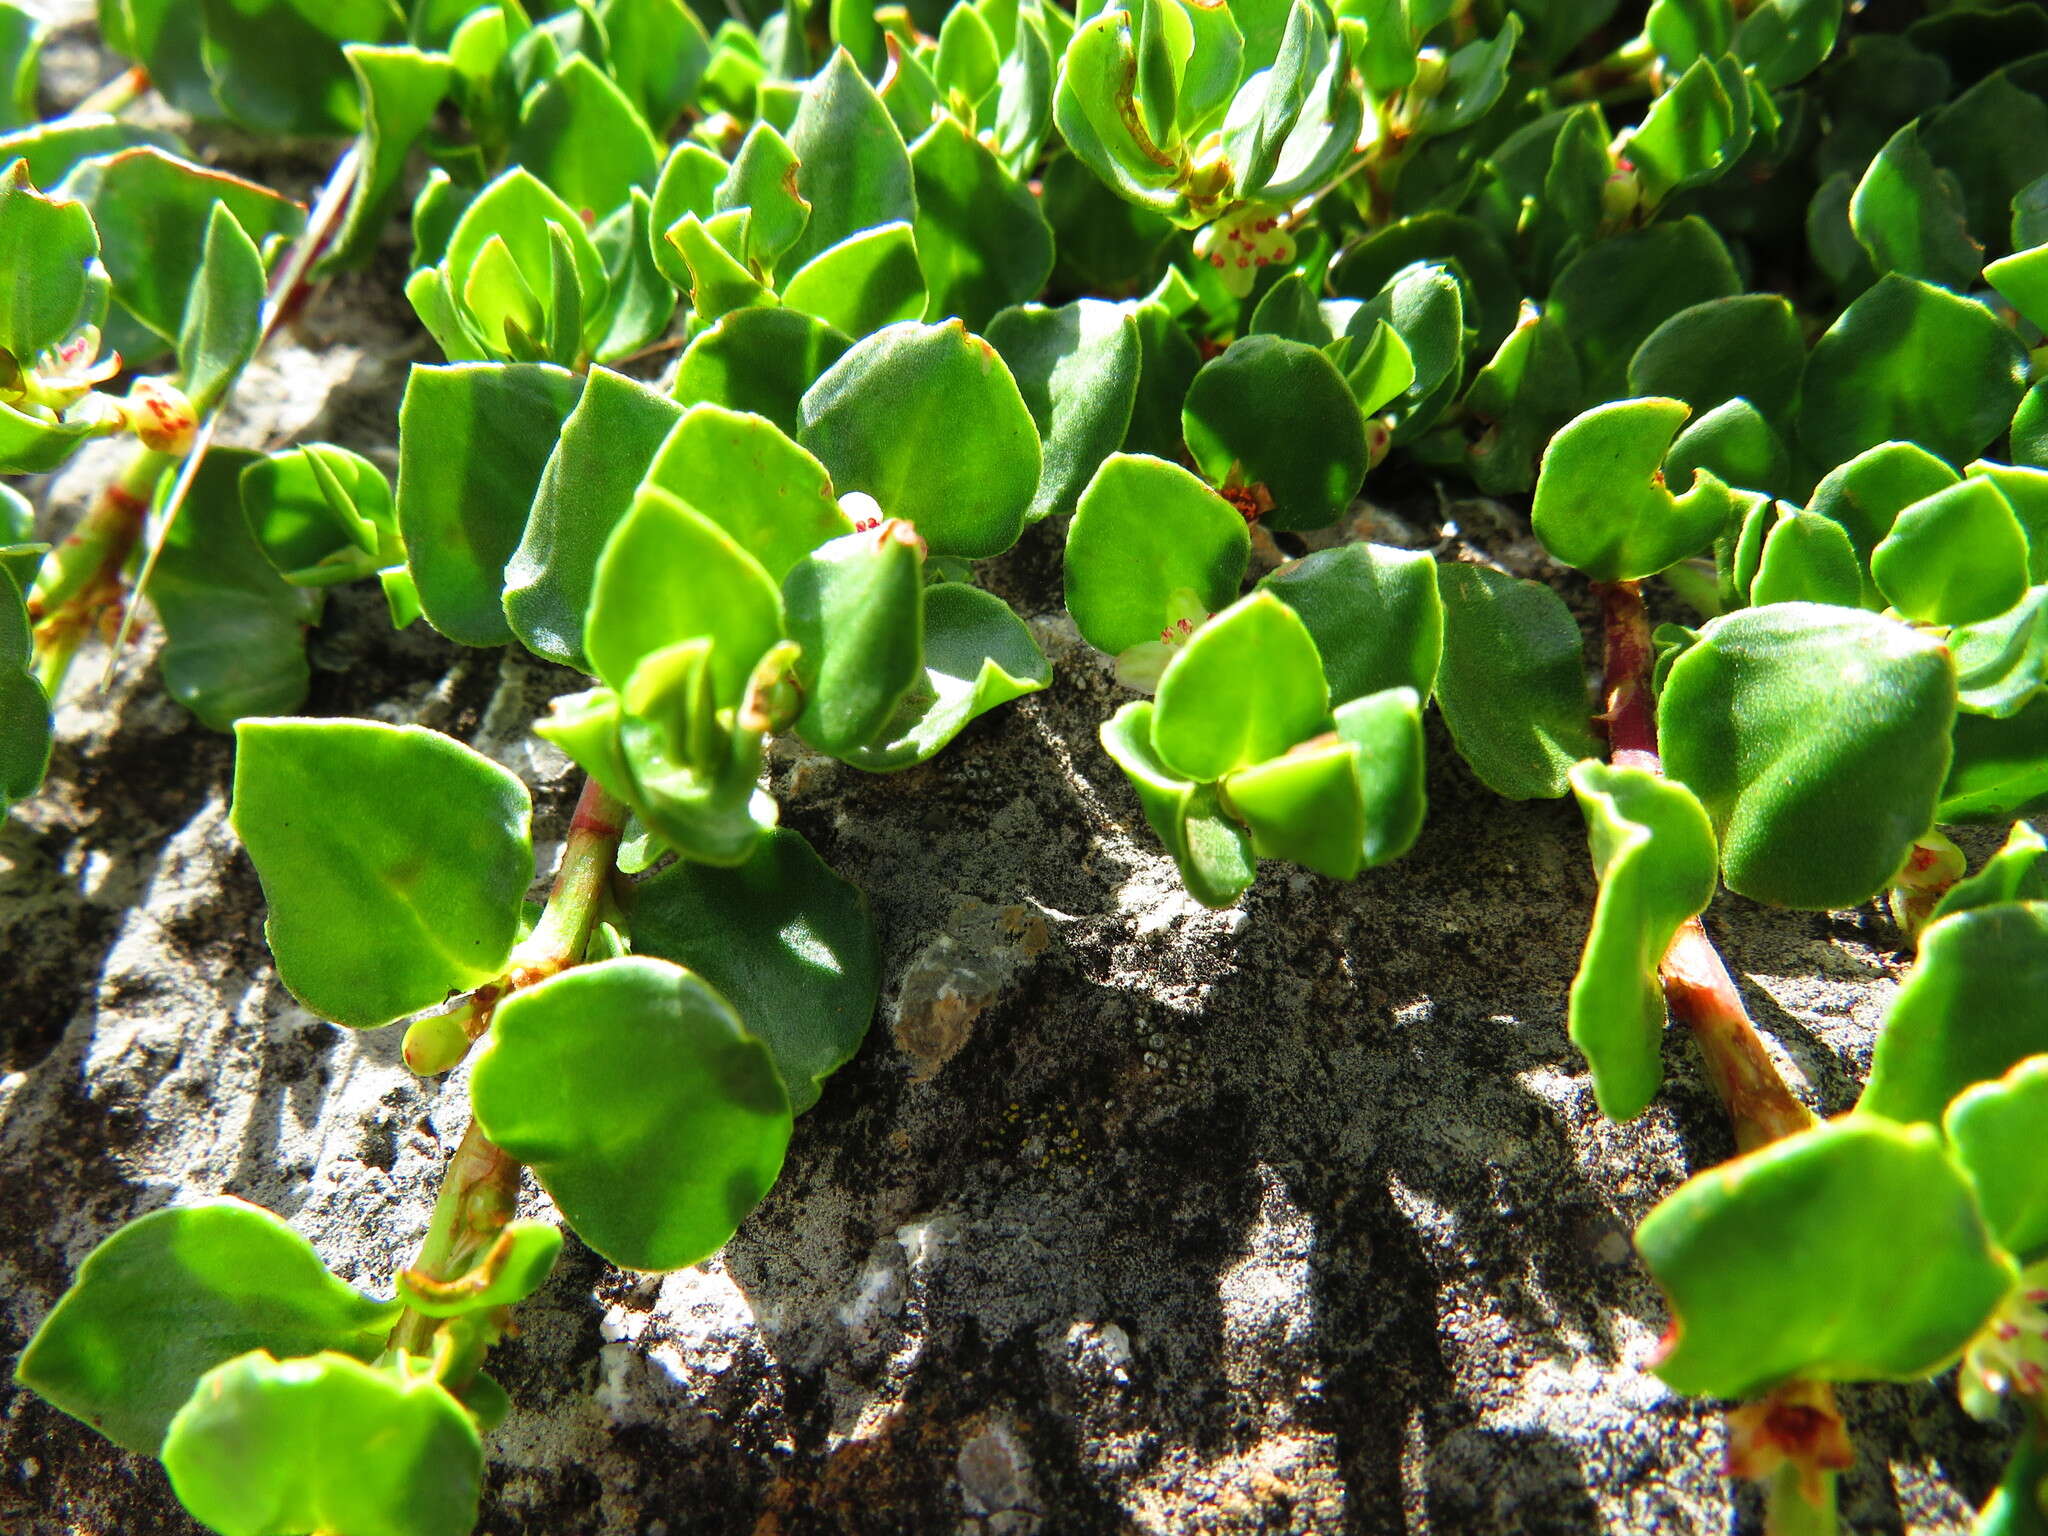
[1626,294,1805,427]
[631,827,880,1113]
[0,166,100,364]
[671,305,852,438]
[590,191,675,364]
[1566,762,1719,1121]
[1971,463,2048,584]
[1626,54,1741,206]
[1150,590,1330,781]
[1638,1117,2014,1399]
[586,487,784,707]
[909,112,1054,331]
[1219,685,1426,879]
[436,167,609,362]
[231,718,534,1029]
[395,1220,562,1318]
[194,0,400,136]
[59,147,302,343]
[324,44,455,274]
[1805,439,1959,605]
[1662,604,1956,909]
[1851,119,1984,290]
[1532,397,1745,581]
[503,366,684,670]
[1416,13,1520,135]
[240,444,396,588]
[835,582,1050,770]
[14,1198,399,1456]
[1054,10,1183,216]
[396,361,582,647]
[785,48,916,273]
[662,211,770,326]
[150,449,316,731]
[1949,1055,2048,1263]
[1344,261,1466,443]
[1221,0,1316,197]
[1934,821,2048,921]
[1328,212,1518,357]
[98,0,217,117]
[650,140,728,287]
[1182,334,1367,532]
[1988,242,2048,334]
[1797,273,2029,473]
[711,121,807,277]
[1100,699,1256,908]
[0,3,41,130]
[1860,903,2048,1124]
[798,320,1040,559]
[1664,396,1793,500]
[1432,563,1602,801]
[513,54,662,219]
[640,403,849,583]
[1874,478,2031,628]
[1944,704,2048,825]
[597,0,710,135]
[175,202,264,414]
[163,1351,482,1536]
[0,117,178,190]
[1734,0,1841,89]
[1464,303,1582,496]
[1547,216,1741,407]
[0,567,50,812]
[780,222,928,338]
[785,522,925,756]
[987,298,1140,524]
[1259,542,1443,707]
[472,956,792,1271]
[2019,385,2048,472]
[1064,452,1247,657]
[1748,506,1865,609]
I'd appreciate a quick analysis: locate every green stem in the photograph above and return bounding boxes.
[387,775,626,1356]
[73,65,150,118]
[27,446,176,699]
[1765,1462,1839,1536]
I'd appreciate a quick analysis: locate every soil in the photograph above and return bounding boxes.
[0,6,2013,1533]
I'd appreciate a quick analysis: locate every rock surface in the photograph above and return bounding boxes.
[0,9,2014,1533]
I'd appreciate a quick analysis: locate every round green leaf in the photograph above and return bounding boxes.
[1662,604,1956,909]
[910,114,1056,332]
[1796,273,2029,472]
[163,1351,482,1536]
[502,366,685,670]
[780,222,928,340]
[511,54,661,220]
[672,305,852,440]
[241,443,397,588]
[472,956,793,1272]
[1944,703,2048,824]
[1182,334,1368,532]
[1064,452,1249,657]
[987,298,1141,524]
[1100,699,1256,909]
[641,404,850,584]
[1432,564,1602,801]
[1850,119,1983,290]
[15,1199,400,1456]
[230,719,535,1029]
[1547,216,1741,404]
[1860,903,2048,1125]
[784,524,926,757]
[1220,686,1426,880]
[1805,439,1959,605]
[835,582,1051,771]
[1934,821,2048,921]
[1259,543,1445,707]
[0,165,101,363]
[1626,294,1805,426]
[1638,1117,2016,1399]
[1748,506,1864,608]
[1532,397,1745,581]
[1872,477,2032,627]
[798,320,1041,559]
[631,827,880,1113]
[586,487,785,707]
[1151,591,1332,782]
[1947,1055,2048,1262]
[1565,762,1719,1122]
[783,48,917,274]
[1664,397,1793,500]
[396,361,584,648]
